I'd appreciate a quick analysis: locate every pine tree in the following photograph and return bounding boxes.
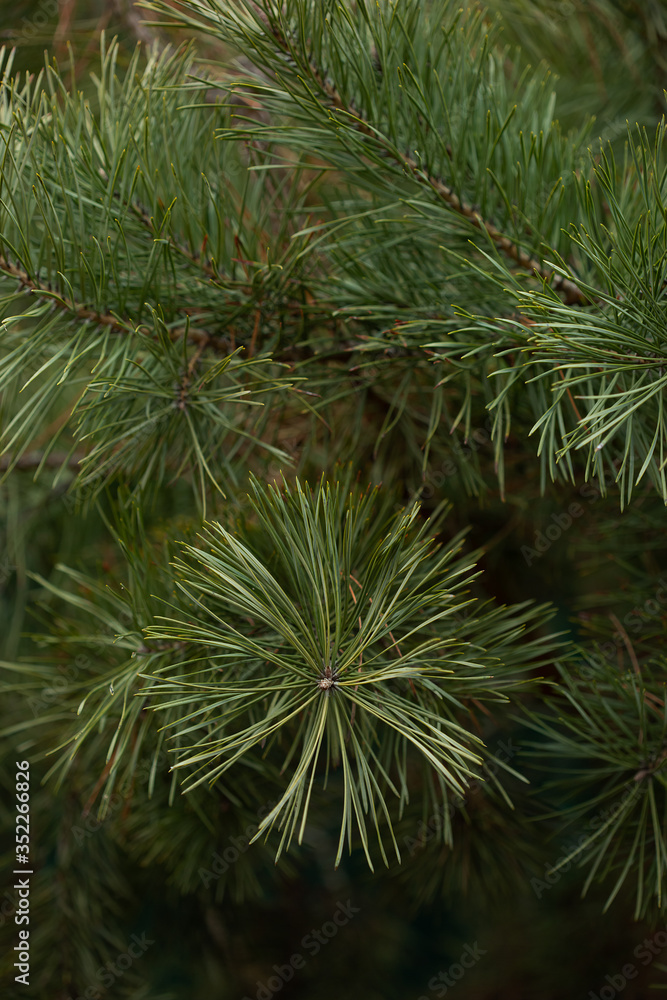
[2,2,667,998]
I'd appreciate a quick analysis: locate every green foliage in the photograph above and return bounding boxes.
[0,40,301,508]
[523,655,667,921]
[141,473,557,867]
[2,1,667,997]
[137,0,667,503]
[14,475,557,874]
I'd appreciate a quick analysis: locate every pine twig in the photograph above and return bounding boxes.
[260,13,589,308]
[0,451,85,472]
[0,254,234,355]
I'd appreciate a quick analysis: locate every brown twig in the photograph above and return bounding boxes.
[112,0,156,46]
[609,612,640,677]
[53,0,77,53]
[176,341,206,411]
[634,746,667,782]
[557,366,588,429]
[70,3,115,81]
[259,16,589,308]
[0,253,233,355]
[81,749,118,819]
[100,169,220,282]
[248,307,261,358]
[0,450,85,472]
[609,612,665,751]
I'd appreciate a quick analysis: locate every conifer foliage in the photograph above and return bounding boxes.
[1,1,667,998]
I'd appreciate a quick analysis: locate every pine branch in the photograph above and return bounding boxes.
[0,252,234,354]
[521,652,667,921]
[256,6,588,307]
[0,449,84,471]
[136,472,560,867]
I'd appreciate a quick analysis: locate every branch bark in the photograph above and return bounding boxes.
[257,12,589,308]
